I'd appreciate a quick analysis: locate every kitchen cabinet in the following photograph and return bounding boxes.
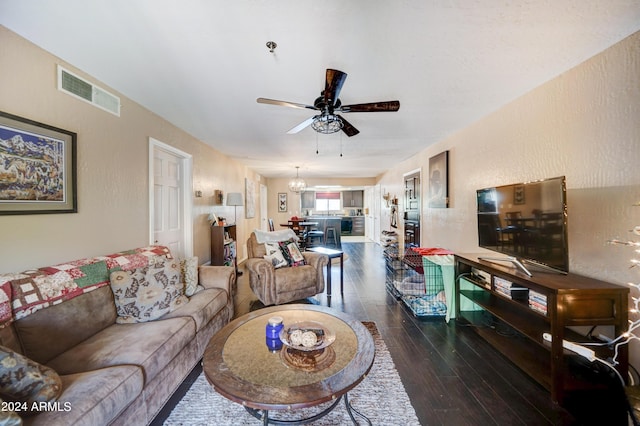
[342,190,363,207]
[301,191,315,209]
[352,217,365,236]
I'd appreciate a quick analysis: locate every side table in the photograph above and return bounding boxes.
[307,247,344,296]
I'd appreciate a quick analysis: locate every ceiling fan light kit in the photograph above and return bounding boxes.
[311,114,343,134]
[257,68,399,138]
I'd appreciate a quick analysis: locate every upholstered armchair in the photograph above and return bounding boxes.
[245,231,328,305]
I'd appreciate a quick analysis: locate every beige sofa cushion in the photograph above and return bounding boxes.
[274,265,318,300]
[47,317,194,384]
[162,288,229,332]
[14,286,117,364]
[23,366,143,426]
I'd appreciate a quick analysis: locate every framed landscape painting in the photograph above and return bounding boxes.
[0,112,77,215]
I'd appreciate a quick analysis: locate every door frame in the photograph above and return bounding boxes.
[148,137,194,257]
[260,183,268,231]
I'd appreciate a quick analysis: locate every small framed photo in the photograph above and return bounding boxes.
[0,111,77,215]
[278,192,287,212]
[513,184,525,204]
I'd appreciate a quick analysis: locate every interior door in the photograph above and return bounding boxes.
[365,186,373,240]
[149,138,193,259]
[153,149,183,256]
[373,184,381,244]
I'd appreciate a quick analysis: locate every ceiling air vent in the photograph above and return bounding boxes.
[57,65,120,116]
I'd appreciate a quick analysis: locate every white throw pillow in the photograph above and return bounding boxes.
[263,242,288,269]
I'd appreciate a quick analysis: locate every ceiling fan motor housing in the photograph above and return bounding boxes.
[314,96,341,113]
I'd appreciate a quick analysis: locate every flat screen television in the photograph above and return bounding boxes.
[476,176,568,275]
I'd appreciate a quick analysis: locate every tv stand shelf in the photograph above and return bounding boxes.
[455,253,629,404]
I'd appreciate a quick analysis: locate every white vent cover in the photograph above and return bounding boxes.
[57,65,120,116]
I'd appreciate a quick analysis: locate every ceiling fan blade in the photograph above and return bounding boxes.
[340,100,400,113]
[324,69,347,107]
[287,116,317,134]
[257,97,317,110]
[338,115,359,137]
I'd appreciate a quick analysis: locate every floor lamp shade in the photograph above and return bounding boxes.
[227,192,243,225]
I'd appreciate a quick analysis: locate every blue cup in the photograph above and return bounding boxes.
[265,337,283,352]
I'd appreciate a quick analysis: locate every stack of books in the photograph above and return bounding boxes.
[494,277,529,301]
[494,277,513,299]
[529,289,548,315]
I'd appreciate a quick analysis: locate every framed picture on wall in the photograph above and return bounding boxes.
[0,111,77,215]
[278,192,287,212]
[428,150,449,208]
[513,184,525,204]
[245,178,256,218]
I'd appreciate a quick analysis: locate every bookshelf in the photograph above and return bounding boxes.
[211,224,237,270]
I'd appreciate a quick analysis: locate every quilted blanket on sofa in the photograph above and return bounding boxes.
[0,246,171,327]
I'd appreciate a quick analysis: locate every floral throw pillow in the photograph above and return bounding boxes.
[109,258,188,324]
[0,397,22,425]
[263,242,288,269]
[181,256,199,296]
[278,239,306,267]
[0,345,62,410]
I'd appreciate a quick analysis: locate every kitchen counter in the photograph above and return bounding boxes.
[304,217,342,248]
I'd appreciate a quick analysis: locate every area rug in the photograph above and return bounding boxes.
[164,322,420,425]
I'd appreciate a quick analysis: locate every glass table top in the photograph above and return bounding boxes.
[203,305,375,410]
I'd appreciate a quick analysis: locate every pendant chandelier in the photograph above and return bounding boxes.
[288,166,307,193]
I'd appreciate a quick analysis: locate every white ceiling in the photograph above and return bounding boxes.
[1,1,639,179]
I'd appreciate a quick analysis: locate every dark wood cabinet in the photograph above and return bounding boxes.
[403,172,420,246]
[211,224,237,269]
[404,220,419,247]
[455,253,629,404]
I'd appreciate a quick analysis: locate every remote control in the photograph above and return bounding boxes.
[542,333,596,361]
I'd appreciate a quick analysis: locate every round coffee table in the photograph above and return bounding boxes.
[202,304,375,425]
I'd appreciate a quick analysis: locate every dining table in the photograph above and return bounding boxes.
[280,221,319,249]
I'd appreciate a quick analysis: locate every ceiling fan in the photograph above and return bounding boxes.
[257,69,400,137]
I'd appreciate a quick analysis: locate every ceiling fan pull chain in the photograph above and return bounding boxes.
[316,132,319,154]
[340,132,343,157]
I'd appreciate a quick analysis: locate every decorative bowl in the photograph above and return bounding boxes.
[279,321,336,352]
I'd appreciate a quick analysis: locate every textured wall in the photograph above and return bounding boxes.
[380,30,640,282]
[378,30,640,362]
[0,27,261,271]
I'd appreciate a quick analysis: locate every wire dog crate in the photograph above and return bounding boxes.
[384,247,447,317]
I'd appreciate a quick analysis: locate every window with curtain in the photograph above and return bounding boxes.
[315,192,341,212]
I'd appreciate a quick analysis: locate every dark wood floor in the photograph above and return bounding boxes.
[154,241,629,425]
